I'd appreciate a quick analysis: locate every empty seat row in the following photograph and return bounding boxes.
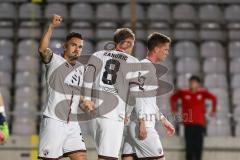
[1,3,240,22]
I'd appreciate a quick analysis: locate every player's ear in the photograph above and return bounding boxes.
[153,46,159,53]
[63,43,67,51]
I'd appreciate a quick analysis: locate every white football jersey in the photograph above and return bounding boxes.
[84,50,143,121]
[42,49,84,122]
[130,59,161,128]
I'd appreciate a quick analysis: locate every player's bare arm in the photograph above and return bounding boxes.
[38,14,62,63]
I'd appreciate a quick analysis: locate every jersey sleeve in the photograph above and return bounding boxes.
[83,53,103,101]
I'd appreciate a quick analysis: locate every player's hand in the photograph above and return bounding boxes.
[162,118,175,137]
[0,132,5,145]
[50,14,62,28]
[80,100,95,112]
[138,119,147,140]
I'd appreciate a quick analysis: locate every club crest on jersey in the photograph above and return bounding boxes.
[64,67,83,87]
[43,149,49,156]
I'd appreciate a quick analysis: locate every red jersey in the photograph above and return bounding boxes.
[170,88,217,126]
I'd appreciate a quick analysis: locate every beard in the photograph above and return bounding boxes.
[68,52,80,61]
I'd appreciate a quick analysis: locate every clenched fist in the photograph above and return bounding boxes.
[50,14,62,28]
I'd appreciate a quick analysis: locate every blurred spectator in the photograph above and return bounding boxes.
[170,75,217,160]
[0,92,9,144]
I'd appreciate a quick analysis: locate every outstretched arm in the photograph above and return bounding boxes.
[38,14,62,63]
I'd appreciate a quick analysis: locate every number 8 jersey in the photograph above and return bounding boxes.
[84,50,144,121]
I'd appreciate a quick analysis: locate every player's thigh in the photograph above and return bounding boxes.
[38,117,66,158]
[63,122,87,158]
[96,118,124,158]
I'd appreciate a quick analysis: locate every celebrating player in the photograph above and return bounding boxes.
[122,32,175,160]
[38,14,87,160]
[82,28,145,160]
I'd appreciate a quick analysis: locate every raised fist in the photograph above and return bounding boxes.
[51,14,62,28]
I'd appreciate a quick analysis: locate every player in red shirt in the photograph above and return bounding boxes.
[170,75,217,160]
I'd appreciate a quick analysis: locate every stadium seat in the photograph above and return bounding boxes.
[231,74,240,89]
[224,5,240,22]
[233,89,240,106]
[203,58,227,74]
[51,27,67,39]
[96,4,119,20]
[14,101,38,113]
[16,56,40,72]
[96,22,117,40]
[200,41,225,58]
[96,40,112,50]
[176,57,200,74]
[134,41,147,60]
[49,39,64,55]
[227,23,240,41]
[0,3,16,19]
[199,5,223,23]
[19,3,42,19]
[147,4,171,22]
[174,22,198,41]
[70,3,94,20]
[17,39,38,57]
[15,71,38,88]
[70,22,94,40]
[12,117,37,135]
[147,22,172,38]
[207,118,231,136]
[204,74,228,88]
[124,22,146,40]
[18,22,41,39]
[44,3,68,19]
[0,21,14,39]
[14,87,38,104]
[230,58,240,74]
[0,55,12,72]
[174,41,199,58]
[161,59,174,74]
[200,23,226,42]
[121,4,145,20]
[176,73,192,88]
[0,39,13,57]
[173,4,197,22]
[229,41,240,58]
[208,88,229,112]
[0,71,12,88]
[82,40,94,55]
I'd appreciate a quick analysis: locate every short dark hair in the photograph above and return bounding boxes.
[147,32,171,51]
[113,28,135,44]
[189,75,201,83]
[66,32,82,41]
